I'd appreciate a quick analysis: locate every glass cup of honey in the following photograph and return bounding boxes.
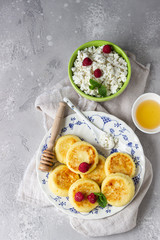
[132,93,160,134]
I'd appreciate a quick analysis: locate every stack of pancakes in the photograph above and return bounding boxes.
[48,134,136,212]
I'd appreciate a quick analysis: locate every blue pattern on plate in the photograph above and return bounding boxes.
[38,113,144,219]
[87,116,94,122]
[42,179,47,184]
[76,120,82,125]
[110,128,115,134]
[101,116,111,124]
[42,144,48,153]
[69,123,74,129]
[110,148,118,154]
[46,172,49,179]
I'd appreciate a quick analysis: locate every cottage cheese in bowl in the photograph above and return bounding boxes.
[71,45,128,97]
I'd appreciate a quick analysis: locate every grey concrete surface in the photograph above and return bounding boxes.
[0,0,160,239]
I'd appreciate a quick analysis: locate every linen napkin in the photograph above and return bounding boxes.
[17,52,153,237]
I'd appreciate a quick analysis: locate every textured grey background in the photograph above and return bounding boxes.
[0,0,160,239]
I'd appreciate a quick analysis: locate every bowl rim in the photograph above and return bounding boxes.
[68,40,131,102]
[131,92,160,134]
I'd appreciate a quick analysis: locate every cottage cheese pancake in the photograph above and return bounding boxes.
[80,155,106,185]
[48,165,79,197]
[69,179,100,212]
[55,135,81,164]
[105,152,136,177]
[66,141,99,174]
[101,173,135,207]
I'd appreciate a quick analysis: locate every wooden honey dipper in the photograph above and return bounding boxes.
[38,101,66,172]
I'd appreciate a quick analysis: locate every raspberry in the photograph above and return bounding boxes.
[82,57,92,66]
[75,192,84,202]
[103,45,112,54]
[87,193,97,204]
[94,68,102,78]
[78,162,90,173]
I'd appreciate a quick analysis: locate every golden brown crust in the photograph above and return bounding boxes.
[66,141,99,174]
[69,179,100,212]
[55,135,81,164]
[48,165,79,197]
[105,152,136,177]
[80,155,106,185]
[101,173,135,207]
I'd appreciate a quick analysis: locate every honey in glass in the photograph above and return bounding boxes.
[136,100,160,129]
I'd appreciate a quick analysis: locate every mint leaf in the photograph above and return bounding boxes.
[89,79,107,97]
[98,85,107,97]
[89,85,96,90]
[89,79,101,88]
[94,192,107,208]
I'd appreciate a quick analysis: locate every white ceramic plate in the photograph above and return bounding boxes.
[36,111,145,219]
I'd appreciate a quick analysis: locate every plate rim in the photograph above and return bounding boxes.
[36,111,145,219]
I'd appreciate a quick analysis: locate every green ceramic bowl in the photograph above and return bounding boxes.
[68,40,131,102]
